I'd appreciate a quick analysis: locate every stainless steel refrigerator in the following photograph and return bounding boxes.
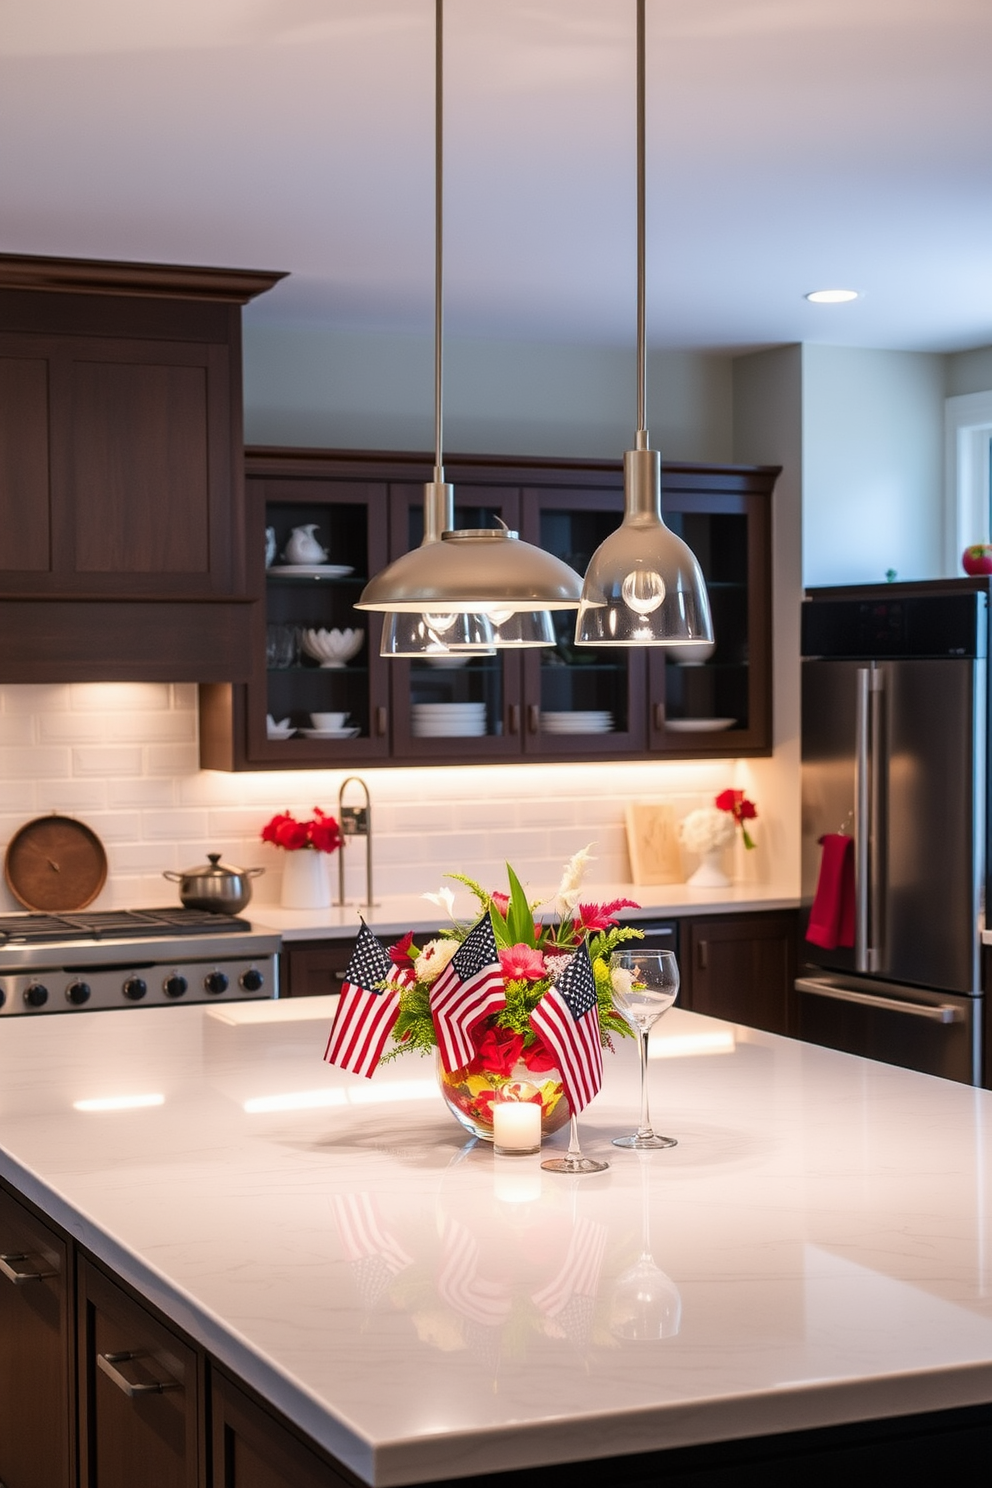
[800,581,988,1085]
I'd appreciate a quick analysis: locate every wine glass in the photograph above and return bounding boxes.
[541,1112,609,1175]
[609,949,679,1150]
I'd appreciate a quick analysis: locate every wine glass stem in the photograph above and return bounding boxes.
[637,1030,654,1140]
[566,1114,583,1160]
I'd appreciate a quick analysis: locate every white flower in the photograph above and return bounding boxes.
[554,843,596,916]
[422,885,456,920]
[544,952,575,983]
[678,807,736,856]
[414,938,458,984]
[610,966,634,999]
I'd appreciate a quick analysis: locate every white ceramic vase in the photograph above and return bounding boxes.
[687,849,730,889]
[281,849,330,909]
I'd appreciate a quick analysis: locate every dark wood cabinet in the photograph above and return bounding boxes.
[0,254,282,683]
[680,911,798,1037]
[77,1258,200,1488]
[281,938,356,998]
[210,1370,349,1488]
[200,448,777,770]
[0,1183,73,1488]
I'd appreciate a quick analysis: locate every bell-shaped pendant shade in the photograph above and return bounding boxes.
[380,611,496,657]
[575,449,714,647]
[358,529,582,616]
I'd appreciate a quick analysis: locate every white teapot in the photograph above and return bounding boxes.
[283,524,328,565]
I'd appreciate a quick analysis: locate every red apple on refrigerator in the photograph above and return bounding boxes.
[962,544,992,575]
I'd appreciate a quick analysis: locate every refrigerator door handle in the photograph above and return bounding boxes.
[855,667,871,972]
[867,666,884,973]
[795,977,963,1024]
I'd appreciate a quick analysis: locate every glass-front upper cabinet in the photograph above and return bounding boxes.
[519,486,647,757]
[386,482,525,762]
[648,467,772,756]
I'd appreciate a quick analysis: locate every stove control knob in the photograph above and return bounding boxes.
[0,988,5,1008]
[122,977,147,1002]
[204,971,229,995]
[23,983,48,1009]
[66,982,91,1006]
[164,974,188,1000]
[240,968,264,993]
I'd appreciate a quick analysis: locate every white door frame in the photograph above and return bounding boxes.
[946,389,992,573]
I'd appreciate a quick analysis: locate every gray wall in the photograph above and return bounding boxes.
[947,344,992,398]
[243,321,733,462]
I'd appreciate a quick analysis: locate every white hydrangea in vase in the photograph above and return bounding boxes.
[678,806,737,888]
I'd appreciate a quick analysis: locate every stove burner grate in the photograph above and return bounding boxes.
[0,908,251,946]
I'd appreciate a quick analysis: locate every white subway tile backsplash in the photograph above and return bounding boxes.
[146,744,201,776]
[69,683,171,712]
[0,746,71,779]
[72,746,143,777]
[0,683,752,912]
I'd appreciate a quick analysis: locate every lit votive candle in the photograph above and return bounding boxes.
[493,1099,542,1156]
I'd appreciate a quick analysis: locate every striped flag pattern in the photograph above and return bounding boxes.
[430,913,506,1074]
[529,943,603,1114]
[324,922,408,1078]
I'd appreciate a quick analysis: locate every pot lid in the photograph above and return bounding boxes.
[180,853,246,880]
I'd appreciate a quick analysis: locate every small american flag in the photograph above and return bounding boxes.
[530,943,603,1114]
[324,922,406,1078]
[430,913,505,1074]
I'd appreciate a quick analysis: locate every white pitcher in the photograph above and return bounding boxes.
[283,524,328,565]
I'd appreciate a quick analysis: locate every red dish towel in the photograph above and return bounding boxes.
[806,833,855,949]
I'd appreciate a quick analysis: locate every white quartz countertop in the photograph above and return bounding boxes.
[250,880,800,941]
[1,1001,991,1485]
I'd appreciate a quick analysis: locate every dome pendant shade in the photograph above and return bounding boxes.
[380,611,496,657]
[575,448,714,647]
[357,529,583,615]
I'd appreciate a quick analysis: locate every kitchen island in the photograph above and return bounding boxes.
[1,999,991,1485]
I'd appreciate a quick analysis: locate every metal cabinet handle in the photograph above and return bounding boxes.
[97,1351,179,1398]
[374,706,387,737]
[527,704,540,735]
[795,978,962,1023]
[697,940,708,971]
[508,704,520,735]
[0,1252,54,1285]
[653,702,665,732]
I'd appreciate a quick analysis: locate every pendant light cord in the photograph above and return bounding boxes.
[434,0,445,484]
[635,0,648,451]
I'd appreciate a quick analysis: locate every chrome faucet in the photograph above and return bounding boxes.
[335,776,376,908]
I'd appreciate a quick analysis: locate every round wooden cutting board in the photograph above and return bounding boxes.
[4,814,108,912]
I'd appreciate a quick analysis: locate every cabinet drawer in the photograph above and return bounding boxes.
[78,1259,198,1488]
[0,1183,72,1488]
[211,1369,352,1488]
[281,939,357,997]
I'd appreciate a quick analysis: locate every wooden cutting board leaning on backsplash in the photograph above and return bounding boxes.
[624,803,684,885]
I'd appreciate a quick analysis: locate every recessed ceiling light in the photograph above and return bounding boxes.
[805,289,859,304]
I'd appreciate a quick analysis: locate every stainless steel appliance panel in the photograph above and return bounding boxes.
[881,657,983,993]
[796,973,978,1085]
[801,659,860,978]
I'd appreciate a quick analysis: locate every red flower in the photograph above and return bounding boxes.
[499,943,547,981]
[573,898,641,934]
[522,1034,558,1073]
[260,808,341,853]
[715,789,758,848]
[473,1026,525,1076]
[389,929,416,971]
[490,890,510,916]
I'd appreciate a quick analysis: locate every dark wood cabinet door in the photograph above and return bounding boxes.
[211,1371,351,1488]
[77,1259,198,1488]
[282,939,356,997]
[0,1184,72,1488]
[682,912,798,1037]
[648,467,774,756]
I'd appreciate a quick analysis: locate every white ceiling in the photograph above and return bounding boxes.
[1,0,990,353]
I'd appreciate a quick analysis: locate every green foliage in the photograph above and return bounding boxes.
[504,863,538,948]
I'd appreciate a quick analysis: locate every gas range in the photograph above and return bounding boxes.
[0,908,280,1015]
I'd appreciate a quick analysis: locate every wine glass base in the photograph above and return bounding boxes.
[541,1154,610,1174]
[612,1133,677,1150]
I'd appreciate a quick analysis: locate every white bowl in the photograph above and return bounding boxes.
[300,628,364,666]
[310,712,349,730]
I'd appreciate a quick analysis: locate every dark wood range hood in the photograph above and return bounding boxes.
[0,252,285,682]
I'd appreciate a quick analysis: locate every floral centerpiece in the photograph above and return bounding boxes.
[261,807,341,909]
[383,847,640,1140]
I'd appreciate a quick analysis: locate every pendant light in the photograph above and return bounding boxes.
[575,0,713,649]
[358,0,582,641]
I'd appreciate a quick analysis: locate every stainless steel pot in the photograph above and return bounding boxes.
[163,853,264,915]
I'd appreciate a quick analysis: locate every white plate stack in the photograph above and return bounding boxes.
[542,710,614,734]
[412,702,488,737]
